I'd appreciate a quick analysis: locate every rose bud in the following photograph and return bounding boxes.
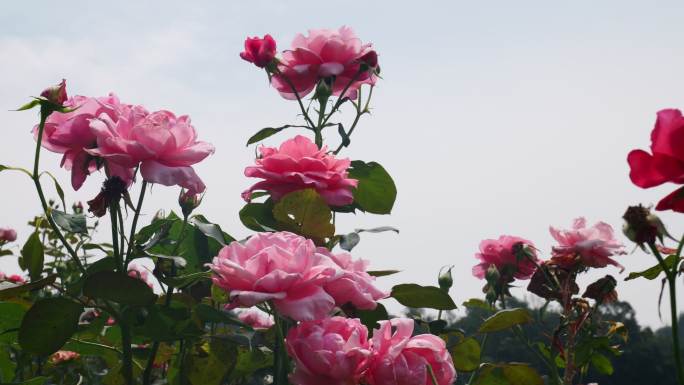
[0,228,17,243]
[87,176,128,217]
[623,204,671,247]
[179,189,203,218]
[358,50,379,72]
[438,265,454,292]
[40,79,68,105]
[239,35,277,68]
[72,201,84,214]
[582,275,618,304]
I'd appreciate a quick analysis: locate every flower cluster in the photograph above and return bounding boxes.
[286,317,455,385]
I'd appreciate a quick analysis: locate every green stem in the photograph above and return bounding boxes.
[120,323,134,385]
[275,69,316,129]
[649,242,684,385]
[273,311,289,385]
[110,203,122,272]
[426,364,439,385]
[332,99,366,155]
[32,109,86,274]
[320,69,365,127]
[125,180,148,267]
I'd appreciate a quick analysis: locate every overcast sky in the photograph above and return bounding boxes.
[2,0,684,328]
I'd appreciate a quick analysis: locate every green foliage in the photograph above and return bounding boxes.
[20,232,44,280]
[18,298,82,355]
[625,254,681,280]
[391,283,457,310]
[51,209,87,234]
[450,336,481,372]
[272,189,335,243]
[347,160,397,214]
[246,124,298,145]
[84,271,157,306]
[478,308,533,333]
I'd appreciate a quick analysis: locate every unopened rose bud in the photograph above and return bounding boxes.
[438,266,454,292]
[485,264,500,286]
[179,189,203,218]
[623,204,670,246]
[72,201,84,214]
[40,79,68,105]
[315,79,333,102]
[358,50,379,71]
[239,35,277,68]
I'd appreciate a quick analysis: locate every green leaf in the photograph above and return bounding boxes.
[186,340,238,385]
[18,298,83,356]
[272,189,335,243]
[474,363,543,385]
[20,377,49,385]
[339,226,399,251]
[590,353,614,375]
[462,298,495,311]
[161,271,212,289]
[390,284,457,310]
[0,275,56,300]
[194,303,249,328]
[84,271,156,306]
[367,270,401,277]
[228,347,273,382]
[625,254,680,280]
[52,209,87,234]
[337,123,350,148]
[357,303,389,333]
[239,201,279,232]
[0,164,33,178]
[191,216,234,246]
[15,99,41,111]
[347,160,397,214]
[133,303,204,342]
[451,337,481,372]
[246,125,297,145]
[39,171,66,210]
[478,308,533,333]
[20,232,44,280]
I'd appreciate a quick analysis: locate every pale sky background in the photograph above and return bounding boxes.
[2,0,684,328]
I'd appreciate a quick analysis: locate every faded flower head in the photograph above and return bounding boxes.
[550,217,626,270]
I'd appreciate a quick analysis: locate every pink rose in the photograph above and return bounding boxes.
[287,316,371,385]
[40,79,68,105]
[240,35,277,68]
[237,308,275,330]
[127,264,153,288]
[319,248,389,310]
[628,109,684,212]
[0,227,17,243]
[550,217,626,270]
[34,93,135,190]
[89,110,214,194]
[271,26,378,100]
[242,135,358,206]
[365,318,456,385]
[3,274,26,284]
[50,350,80,364]
[208,232,340,321]
[472,235,538,280]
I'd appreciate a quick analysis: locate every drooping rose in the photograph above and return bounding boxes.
[271,26,378,100]
[472,235,538,280]
[34,93,135,190]
[287,317,371,385]
[242,135,357,206]
[365,318,456,385]
[208,232,340,321]
[240,35,277,68]
[550,217,626,270]
[237,308,275,330]
[0,228,17,243]
[628,109,684,212]
[88,109,214,194]
[40,79,68,105]
[50,350,80,364]
[127,264,153,288]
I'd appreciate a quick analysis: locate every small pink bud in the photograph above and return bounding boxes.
[0,227,17,243]
[179,189,203,217]
[40,79,68,105]
[240,35,277,68]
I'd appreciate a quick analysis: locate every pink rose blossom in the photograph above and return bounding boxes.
[240,35,277,68]
[89,110,214,194]
[550,217,626,270]
[0,228,17,243]
[208,232,340,321]
[127,264,153,288]
[40,79,68,105]
[50,350,80,364]
[4,275,26,285]
[34,93,135,190]
[271,26,378,100]
[243,135,358,206]
[287,316,371,385]
[472,235,538,280]
[237,308,275,329]
[365,318,456,385]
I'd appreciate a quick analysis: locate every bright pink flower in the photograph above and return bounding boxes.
[243,135,357,206]
[271,26,378,100]
[89,110,214,194]
[472,235,538,280]
[127,264,153,288]
[40,79,68,105]
[34,93,135,190]
[0,228,17,243]
[287,316,371,385]
[550,217,626,270]
[50,350,80,364]
[628,109,684,212]
[365,318,456,385]
[240,35,277,68]
[319,248,388,310]
[237,308,275,330]
[3,274,26,284]
[208,232,341,321]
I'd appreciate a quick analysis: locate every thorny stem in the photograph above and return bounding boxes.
[274,69,316,129]
[32,109,86,274]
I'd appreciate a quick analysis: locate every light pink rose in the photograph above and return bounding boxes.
[89,110,214,194]
[550,217,626,270]
[208,232,341,321]
[365,318,456,385]
[127,264,153,288]
[319,247,389,310]
[242,135,358,206]
[287,316,371,385]
[271,26,378,100]
[472,235,538,280]
[0,228,17,243]
[237,308,275,330]
[50,350,80,364]
[33,93,135,190]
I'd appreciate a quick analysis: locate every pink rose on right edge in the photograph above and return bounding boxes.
[242,135,358,206]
